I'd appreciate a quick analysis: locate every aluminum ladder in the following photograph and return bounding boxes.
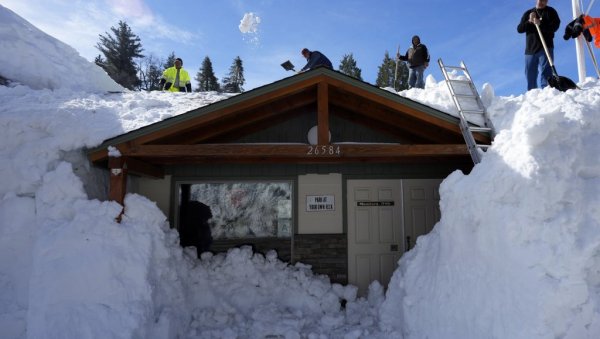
[438,58,495,164]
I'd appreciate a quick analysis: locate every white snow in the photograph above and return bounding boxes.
[238,12,261,34]
[0,5,121,93]
[1,4,600,339]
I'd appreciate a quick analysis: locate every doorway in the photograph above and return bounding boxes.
[347,179,442,295]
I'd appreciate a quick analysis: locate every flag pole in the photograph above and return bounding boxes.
[572,0,586,82]
[394,45,400,91]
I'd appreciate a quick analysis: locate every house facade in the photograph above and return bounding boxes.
[88,68,489,294]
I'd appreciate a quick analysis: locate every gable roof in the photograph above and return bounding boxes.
[88,67,489,174]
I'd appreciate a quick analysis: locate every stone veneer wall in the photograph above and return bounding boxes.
[209,235,348,285]
[292,234,347,285]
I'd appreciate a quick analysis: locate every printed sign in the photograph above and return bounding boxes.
[306,195,335,212]
[357,201,394,206]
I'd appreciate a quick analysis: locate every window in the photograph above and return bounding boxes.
[178,181,293,240]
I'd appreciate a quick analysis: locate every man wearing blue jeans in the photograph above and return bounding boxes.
[397,35,429,89]
[517,0,560,91]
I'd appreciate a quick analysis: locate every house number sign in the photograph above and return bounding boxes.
[306,145,341,156]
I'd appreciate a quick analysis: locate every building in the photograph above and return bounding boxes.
[87,67,490,295]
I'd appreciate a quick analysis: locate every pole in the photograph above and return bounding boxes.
[394,45,400,91]
[573,0,586,82]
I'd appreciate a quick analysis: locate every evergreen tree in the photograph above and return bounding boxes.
[375,51,409,90]
[162,52,176,71]
[221,56,245,93]
[137,54,163,91]
[95,21,144,89]
[195,56,220,92]
[338,53,362,80]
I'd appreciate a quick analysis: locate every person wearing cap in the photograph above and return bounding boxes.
[517,0,560,91]
[396,35,430,89]
[159,57,192,92]
[299,48,333,72]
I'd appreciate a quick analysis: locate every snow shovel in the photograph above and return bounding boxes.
[281,60,296,72]
[534,23,578,91]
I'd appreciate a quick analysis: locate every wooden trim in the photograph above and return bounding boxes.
[132,80,322,146]
[317,82,329,144]
[154,89,317,145]
[122,144,469,164]
[123,157,164,178]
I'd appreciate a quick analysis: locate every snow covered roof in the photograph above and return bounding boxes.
[88,67,489,170]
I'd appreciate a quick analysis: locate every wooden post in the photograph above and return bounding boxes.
[108,157,128,221]
[317,82,329,145]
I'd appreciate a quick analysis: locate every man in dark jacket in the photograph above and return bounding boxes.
[517,0,560,90]
[397,35,430,89]
[300,48,333,72]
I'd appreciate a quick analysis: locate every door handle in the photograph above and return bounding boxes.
[406,236,411,251]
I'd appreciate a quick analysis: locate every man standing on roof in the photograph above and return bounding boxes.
[517,0,560,91]
[397,35,430,89]
[159,57,192,92]
[300,48,333,72]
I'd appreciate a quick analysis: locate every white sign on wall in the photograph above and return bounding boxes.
[306,195,335,212]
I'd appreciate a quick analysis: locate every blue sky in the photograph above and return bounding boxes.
[2,0,598,96]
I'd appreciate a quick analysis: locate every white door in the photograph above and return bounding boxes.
[347,180,402,296]
[402,179,442,252]
[347,178,443,296]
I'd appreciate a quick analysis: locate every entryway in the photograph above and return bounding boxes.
[347,179,442,295]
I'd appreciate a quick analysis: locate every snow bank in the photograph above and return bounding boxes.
[0,5,121,92]
[381,79,600,339]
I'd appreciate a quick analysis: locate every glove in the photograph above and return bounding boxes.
[158,78,166,90]
[186,83,192,92]
[164,82,172,90]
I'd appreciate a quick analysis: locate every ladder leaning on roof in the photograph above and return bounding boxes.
[438,58,496,164]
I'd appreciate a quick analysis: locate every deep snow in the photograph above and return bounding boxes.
[1,4,600,339]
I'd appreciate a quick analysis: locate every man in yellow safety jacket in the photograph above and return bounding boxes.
[159,58,192,92]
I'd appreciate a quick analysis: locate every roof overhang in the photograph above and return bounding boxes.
[87,67,489,177]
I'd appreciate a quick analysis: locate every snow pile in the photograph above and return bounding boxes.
[381,78,600,338]
[183,247,385,338]
[0,5,121,92]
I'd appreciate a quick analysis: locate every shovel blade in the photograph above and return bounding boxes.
[548,75,578,92]
[281,60,295,71]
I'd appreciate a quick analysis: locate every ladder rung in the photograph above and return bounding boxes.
[460,109,485,114]
[447,79,471,84]
[455,93,478,99]
[476,144,491,149]
[443,65,466,71]
[469,126,493,133]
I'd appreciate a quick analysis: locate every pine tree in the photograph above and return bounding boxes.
[338,53,362,80]
[195,56,220,92]
[162,52,176,71]
[221,56,245,93]
[96,21,144,90]
[375,51,409,90]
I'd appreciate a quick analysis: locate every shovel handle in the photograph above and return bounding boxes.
[534,23,555,68]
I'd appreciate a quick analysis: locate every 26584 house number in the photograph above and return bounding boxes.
[307,145,341,156]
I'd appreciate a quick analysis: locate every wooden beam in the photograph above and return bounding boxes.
[108,157,128,207]
[317,82,329,144]
[123,144,469,164]
[123,157,164,178]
